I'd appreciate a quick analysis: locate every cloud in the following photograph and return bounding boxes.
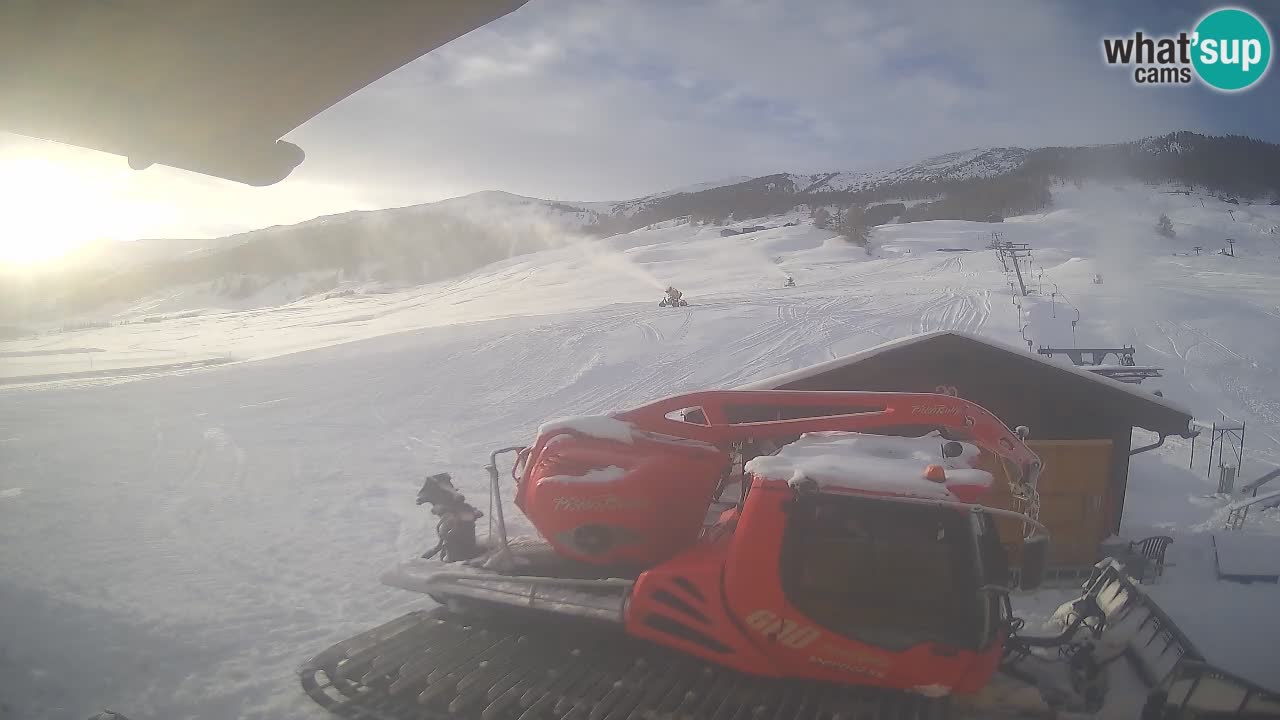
[292,0,1215,200]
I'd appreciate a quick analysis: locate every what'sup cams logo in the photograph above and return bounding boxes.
[1102,7,1272,91]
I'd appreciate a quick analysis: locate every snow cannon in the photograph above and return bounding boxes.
[659,286,688,307]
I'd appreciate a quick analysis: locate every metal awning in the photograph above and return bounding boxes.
[0,0,528,185]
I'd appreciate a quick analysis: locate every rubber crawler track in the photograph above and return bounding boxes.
[300,608,951,720]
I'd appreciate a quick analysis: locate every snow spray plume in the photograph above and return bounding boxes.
[724,229,790,278]
[442,195,667,291]
[571,240,668,290]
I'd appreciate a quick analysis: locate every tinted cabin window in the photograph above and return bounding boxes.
[977,511,1008,638]
[781,495,987,651]
[978,511,1010,588]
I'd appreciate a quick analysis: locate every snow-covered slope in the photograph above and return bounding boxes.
[1,190,612,325]
[2,183,1280,719]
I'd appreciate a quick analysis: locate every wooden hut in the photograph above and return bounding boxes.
[738,331,1196,568]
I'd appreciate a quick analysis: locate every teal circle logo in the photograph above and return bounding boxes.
[1192,8,1272,91]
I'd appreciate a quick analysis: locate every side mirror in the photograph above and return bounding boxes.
[1020,534,1049,590]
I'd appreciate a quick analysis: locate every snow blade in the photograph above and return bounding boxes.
[1083,558,1280,718]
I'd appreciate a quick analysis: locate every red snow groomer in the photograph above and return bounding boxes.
[302,391,1280,720]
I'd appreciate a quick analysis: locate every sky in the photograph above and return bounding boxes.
[1,0,1277,265]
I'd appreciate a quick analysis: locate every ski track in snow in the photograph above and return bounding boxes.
[2,185,1280,718]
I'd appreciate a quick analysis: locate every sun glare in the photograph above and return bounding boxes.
[0,217,84,266]
[0,155,136,268]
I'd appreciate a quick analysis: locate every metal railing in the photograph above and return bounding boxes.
[1084,558,1280,717]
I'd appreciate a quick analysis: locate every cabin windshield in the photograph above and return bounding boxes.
[780,494,991,651]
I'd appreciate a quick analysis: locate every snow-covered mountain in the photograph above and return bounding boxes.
[787,147,1030,194]
[4,131,1278,327]
[605,175,757,217]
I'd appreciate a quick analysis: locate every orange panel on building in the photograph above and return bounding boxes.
[983,440,1114,566]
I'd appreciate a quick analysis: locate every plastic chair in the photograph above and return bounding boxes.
[1129,535,1173,583]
